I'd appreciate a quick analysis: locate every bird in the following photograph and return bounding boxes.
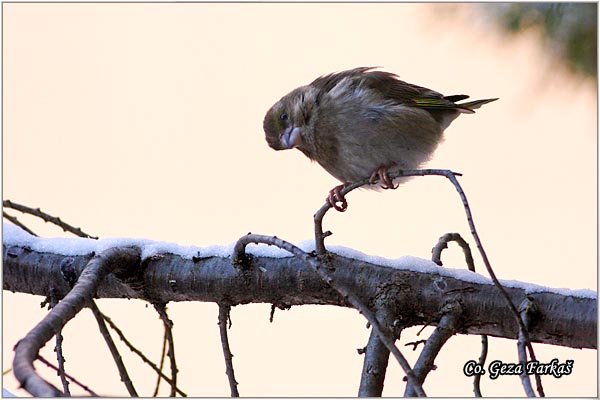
[263,67,498,211]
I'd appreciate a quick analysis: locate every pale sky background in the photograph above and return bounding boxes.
[2,3,597,397]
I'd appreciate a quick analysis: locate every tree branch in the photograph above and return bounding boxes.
[358,308,404,397]
[3,241,596,350]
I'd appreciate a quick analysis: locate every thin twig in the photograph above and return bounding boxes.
[313,169,463,255]
[404,301,462,396]
[49,295,70,396]
[218,304,239,397]
[268,304,291,323]
[54,331,70,395]
[232,233,426,397]
[416,324,429,337]
[153,331,169,396]
[437,171,542,386]
[99,312,187,397]
[474,334,488,397]
[36,355,98,396]
[269,304,276,323]
[405,340,427,351]
[154,303,178,397]
[3,212,38,236]
[3,199,98,239]
[431,232,475,270]
[88,301,138,396]
[517,330,535,396]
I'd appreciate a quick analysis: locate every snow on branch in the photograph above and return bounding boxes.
[3,223,596,350]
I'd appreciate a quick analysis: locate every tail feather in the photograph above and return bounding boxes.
[457,98,499,113]
[444,94,470,102]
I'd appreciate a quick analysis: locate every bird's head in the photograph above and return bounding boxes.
[263,86,315,152]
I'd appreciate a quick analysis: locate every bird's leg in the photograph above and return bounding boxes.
[327,183,349,212]
[369,164,399,190]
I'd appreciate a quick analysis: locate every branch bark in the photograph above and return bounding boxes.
[358,309,404,396]
[404,301,462,396]
[3,242,596,350]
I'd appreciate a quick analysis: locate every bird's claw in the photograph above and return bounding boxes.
[327,165,398,212]
[369,165,399,190]
[327,184,348,212]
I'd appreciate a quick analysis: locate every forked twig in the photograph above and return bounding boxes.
[405,340,427,351]
[232,233,426,397]
[314,168,542,396]
[100,312,187,397]
[431,232,485,396]
[12,246,140,396]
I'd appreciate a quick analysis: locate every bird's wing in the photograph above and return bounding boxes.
[362,71,475,112]
[312,67,474,113]
[310,67,376,94]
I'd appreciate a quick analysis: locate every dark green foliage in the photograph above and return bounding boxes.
[488,3,597,77]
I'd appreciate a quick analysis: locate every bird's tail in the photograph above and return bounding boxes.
[457,98,499,113]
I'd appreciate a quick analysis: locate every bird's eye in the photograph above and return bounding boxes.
[279,113,288,121]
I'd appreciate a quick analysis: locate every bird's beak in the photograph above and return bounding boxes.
[280,127,302,149]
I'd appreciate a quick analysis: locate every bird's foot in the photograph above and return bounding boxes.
[369,164,399,190]
[327,184,349,212]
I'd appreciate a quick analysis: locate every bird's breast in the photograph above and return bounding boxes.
[310,103,443,183]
